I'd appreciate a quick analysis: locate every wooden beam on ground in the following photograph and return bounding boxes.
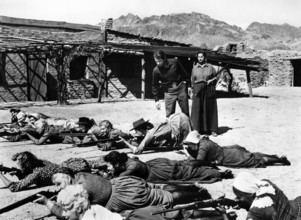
[246,70,253,97]
[141,58,146,100]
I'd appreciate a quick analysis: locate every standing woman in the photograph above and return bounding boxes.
[191,51,218,136]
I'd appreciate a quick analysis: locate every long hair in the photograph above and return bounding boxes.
[103,151,128,167]
[57,184,90,217]
[12,151,43,175]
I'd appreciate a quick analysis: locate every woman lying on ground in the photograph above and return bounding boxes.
[24,119,77,145]
[103,151,233,183]
[124,112,191,154]
[232,172,301,220]
[0,151,64,192]
[56,184,236,220]
[33,168,211,220]
[182,130,291,168]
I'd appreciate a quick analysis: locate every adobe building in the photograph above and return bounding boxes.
[0,16,261,104]
[216,42,301,88]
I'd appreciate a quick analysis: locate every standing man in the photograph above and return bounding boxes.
[191,51,218,136]
[152,50,190,117]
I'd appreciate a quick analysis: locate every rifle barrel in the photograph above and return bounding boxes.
[75,138,116,147]
[150,198,238,215]
[0,190,57,214]
[58,133,91,137]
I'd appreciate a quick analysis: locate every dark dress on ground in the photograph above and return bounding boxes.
[51,173,173,218]
[118,158,221,183]
[187,138,269,168]
[191,63,218,134]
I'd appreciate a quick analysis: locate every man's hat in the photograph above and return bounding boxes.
[78,117,91,126]
[130,118,149,131]
[28,113,41,120]
[183,130,201,144]
[10,108,21,113]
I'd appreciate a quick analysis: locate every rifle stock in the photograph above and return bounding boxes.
[150,198,240,215]
[0,190,58,214]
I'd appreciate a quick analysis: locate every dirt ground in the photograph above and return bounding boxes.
[0,87,301,220]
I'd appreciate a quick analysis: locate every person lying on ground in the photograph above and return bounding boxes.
[54,184,234,220]
[232,171,301,220]
[74,117,102,144]
[1,112,50,142]
[0,151,65,192]
[182,130,291,168]
[54,184,170,220]
[96,120,133,151]
[34,168,211,219]
[24,119,77,145]
[124,112,191,154]
[103,151,233,183]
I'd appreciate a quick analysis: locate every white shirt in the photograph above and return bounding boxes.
[81,205,123,220]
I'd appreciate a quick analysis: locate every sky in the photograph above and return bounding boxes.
[0,0,300,30]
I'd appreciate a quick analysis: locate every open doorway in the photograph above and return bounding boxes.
[70,56,88,79]
[292,59,301,86]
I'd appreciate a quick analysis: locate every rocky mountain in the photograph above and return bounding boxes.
[109,12,301,51]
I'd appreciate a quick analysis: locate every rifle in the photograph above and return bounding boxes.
[0,131,21,137]
[0,190,58,214]
[150,197,241,215]
[0,165,19,174]
[58,132,93,137]
[75,138,117,147]
[0,122,12,126]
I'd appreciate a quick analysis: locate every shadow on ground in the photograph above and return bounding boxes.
[216,90,269,99]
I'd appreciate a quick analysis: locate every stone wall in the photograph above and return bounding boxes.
[108,77,137,99]
[66,79,96,99]
[267,51,301,87]
[238,50,301,87]
[0,54,28,102]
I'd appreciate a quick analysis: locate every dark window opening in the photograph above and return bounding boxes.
[70,56,88,80]
[229,44,237,53]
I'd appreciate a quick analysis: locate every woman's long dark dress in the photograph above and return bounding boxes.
[117,158,221,183]
[191,63,218,134]
[188,138,269,168]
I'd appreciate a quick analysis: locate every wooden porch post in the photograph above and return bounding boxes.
[57,50,68,105]
[141,58,146,100]
[246,69,253,97]
[98,52,106,103]
[0,53,7,85]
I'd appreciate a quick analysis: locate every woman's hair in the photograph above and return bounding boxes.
[103,151,128,167]
[34,119,47,133]
[12,151,43,174]
[99,120,113,130]
[52,167,75,182]
[57,184,89,216]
